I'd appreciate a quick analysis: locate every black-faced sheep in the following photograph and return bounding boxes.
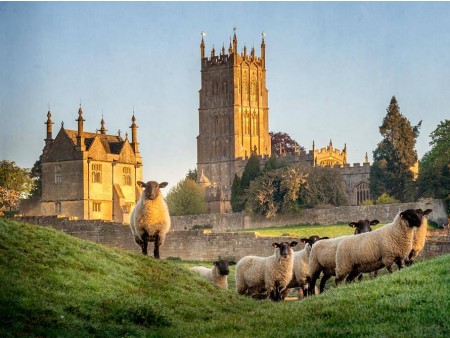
[309,219,378,294]
[283,235,329,300]
[190,260,231,289]
[130,180,170,259]
[335,209,422,285]
[235,241,298,301]
[406,208,433,266]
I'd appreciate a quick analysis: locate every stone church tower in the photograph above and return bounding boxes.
[197,31,271,213]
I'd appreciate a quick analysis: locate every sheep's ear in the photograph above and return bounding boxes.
[349,222,358,228]
[299,238,308,243]
[320,237,329,240]
[159,182,168,188]
[272,243,279,248]
[423,209,432,216]
[290,241,298,247]
[137,181,145,188]
[370,220,380,225]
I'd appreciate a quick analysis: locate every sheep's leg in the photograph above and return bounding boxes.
[320,273,332,293]
[153,233,160,259]
[141,231,149,255]
[346,269,361,283]
[335,273,346,286]
[395,257,405,270]
[309,270,321,296]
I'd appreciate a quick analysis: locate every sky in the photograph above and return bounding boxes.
[1,2,449,192]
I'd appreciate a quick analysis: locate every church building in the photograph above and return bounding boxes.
[33,106,143,223]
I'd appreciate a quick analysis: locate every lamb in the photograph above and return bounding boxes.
[282,235,329,300]
[309,219,378,294]
[130,180,170,259]
[235,241,298,301]
[335,209,422,285]
[406,209,433,266]
[190,260,231,289]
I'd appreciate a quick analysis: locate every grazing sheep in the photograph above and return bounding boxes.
[130,180,170,259]
[406,209,433,266]
[190,260,231,289]
[309,219,378,294]
[335,209,422,285]
[235,241,298,301]
[283,235,329,300]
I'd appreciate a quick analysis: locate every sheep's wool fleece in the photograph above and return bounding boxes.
[134,193,171,237]
[309,236,350,275]
[190,266,228,289]
[291,247,311,286]
[336,213,416,276]
[235,248,294,296]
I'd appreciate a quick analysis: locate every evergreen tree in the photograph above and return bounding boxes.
[370,96,421,202]
[230,154,261,212]
[29,158,42,198]
[230,174,244,212]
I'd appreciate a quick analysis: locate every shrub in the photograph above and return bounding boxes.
[376,193,400,205]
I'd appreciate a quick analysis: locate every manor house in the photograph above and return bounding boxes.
[196,31,371,213]
[23,107,143,223]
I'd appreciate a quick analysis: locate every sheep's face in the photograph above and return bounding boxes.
[349,219,380,234]
[400,209,422,228]
[272,241,298,258]
[214,260,230,276]
[299,235,329,248]
[138,181,168,200]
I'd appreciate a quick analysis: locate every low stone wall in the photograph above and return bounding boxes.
[20,215,450,261]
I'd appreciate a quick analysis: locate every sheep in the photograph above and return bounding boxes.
[309,219,378,294]
[282,235,329,300]
[335,209,422,285]
[235,241,298,301]
[130,180,170,259]
[406,209,433,266]
[190,260,231,289]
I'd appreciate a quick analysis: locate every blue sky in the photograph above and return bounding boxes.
[1,2,449,192]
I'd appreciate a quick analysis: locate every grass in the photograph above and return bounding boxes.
[1,218,449,337]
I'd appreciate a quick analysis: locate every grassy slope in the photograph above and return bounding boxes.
[1,219,449,337]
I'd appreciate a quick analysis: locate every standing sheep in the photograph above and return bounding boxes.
[130,180,170,259]
[406,208,433,266]
[309,219,378,294]
[283,235,329,300]
[190,260,231,289]
[235,241,298,301]
[335,209,422,285]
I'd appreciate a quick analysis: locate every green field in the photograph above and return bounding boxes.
[1,219,449,337]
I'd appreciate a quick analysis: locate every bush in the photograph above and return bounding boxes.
[376,193,400,205]
[361,199,374,206]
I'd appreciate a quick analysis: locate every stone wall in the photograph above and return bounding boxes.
[20,214,450,262]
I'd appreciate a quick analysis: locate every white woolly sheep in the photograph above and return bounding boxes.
[406,209,433,266]
[190,260,231,289]
[335,209,422,285]
[235,241,298,301]
[309,219,378,294]
[283,235,329,300]
[130,180,171,259]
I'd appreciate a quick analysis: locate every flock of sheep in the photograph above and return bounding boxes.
[129,180,433,301]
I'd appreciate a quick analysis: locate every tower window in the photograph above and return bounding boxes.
[55,202,62,214]
[123,167,132,186]
[54,165,62,184]
[92,164,102,183]
[93,201,101,212]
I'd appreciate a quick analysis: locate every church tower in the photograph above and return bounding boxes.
[196,30,271,212]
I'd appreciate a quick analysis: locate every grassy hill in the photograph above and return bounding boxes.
[1,219,449,337]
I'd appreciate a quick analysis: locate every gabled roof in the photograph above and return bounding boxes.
[64,129,126,155]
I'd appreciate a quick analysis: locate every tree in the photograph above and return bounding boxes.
[166,178,208,216]
[185,168,197,181]
[231,153,261,212]
[298,166,347,208]
[29,158,42,198]
[370,96,421,202]
[270,131,305,155]
[417,120,450,211]
[247,166,308,218]
[0,160,34,210]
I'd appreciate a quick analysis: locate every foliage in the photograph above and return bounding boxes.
[166,178,207,216]
[298,166,348,208]
[247,166,308,218]
[29,158,42,198]
[417,120,450,212]
[230,154,261,212]
[1,219,449,337]
[269,131,305,155]
[376,192,400,205]
[185,168,198,181]
[361,199,374,206]
[370,96,421,202]
[0,160,34,211]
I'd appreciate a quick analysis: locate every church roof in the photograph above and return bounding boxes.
[64,129,125,155]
